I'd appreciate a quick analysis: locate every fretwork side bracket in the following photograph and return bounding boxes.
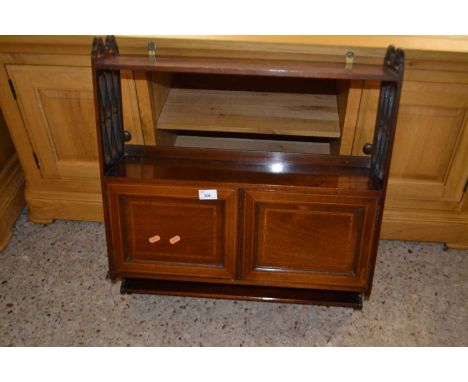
[91,36,125,172]
[370,45,405,188]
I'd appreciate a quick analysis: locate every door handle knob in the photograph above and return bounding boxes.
[169,235,181,245]
[148,234,161,244]
[363,143,373,155]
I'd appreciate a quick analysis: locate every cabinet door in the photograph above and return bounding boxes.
[241,190,379,290]
[6,65,144,180]
[353,78,468,203]
[107,182,238,279]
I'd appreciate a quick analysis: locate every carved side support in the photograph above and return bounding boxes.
[370,45,405,187]
[91,35,119,63]
[91,36,123,279]
[365,46,405,298]
[91,36,125,172]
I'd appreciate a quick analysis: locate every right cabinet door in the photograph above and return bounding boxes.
[241,190,379,291]
[353,77,468,204]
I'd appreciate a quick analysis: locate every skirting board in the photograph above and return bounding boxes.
[381,209,468,249]
[25,188,103,224]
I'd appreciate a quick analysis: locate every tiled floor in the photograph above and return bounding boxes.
[0,210,467,346]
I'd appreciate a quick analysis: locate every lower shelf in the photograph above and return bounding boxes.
[166,130,331,155]
[120,278,363,309]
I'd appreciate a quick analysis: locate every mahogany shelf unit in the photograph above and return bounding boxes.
[92,36,404,309]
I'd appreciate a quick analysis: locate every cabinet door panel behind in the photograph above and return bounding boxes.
[241,190,379,290]
[6,65,144,180]
[353,79,468,203]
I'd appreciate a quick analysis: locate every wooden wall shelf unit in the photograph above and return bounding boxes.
[92,36,404,309]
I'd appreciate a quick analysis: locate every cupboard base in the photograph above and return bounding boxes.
[25,188,103,224]
[120,278,363,309]
[0,154,25,252]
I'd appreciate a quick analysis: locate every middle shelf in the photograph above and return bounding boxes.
[158,88,341,138]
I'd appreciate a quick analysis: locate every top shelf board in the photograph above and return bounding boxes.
[94,55,400,81]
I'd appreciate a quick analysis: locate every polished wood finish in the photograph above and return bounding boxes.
[106,182,238,280]
[120,278,363,309]
[241,190,379,290]
[91,37,403,307]
[107,146,377,191]
[95,54,400,81]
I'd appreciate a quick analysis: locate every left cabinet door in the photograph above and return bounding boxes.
[6,65,144,180]
[107,182,238,280]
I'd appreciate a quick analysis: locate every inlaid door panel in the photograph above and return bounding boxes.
[353,78,468,203]
[107,182,238,279]
[241,190,379,289]
[6,65,144,180]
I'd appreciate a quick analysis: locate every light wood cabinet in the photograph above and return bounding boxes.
[6,65,147,181]
[0,36,467,248]
[354,77,468,203]
[0,110,15,167]
[390,79,468,203]
[0,110,25,251]
[352,70,468,247]
[0,59,152,223]
[7,65,101,180]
